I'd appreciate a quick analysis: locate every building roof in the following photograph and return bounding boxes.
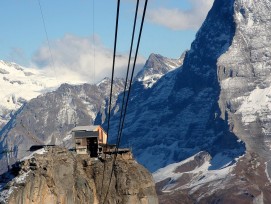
[72,125,99,132]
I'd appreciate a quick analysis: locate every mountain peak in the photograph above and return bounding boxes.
[135,52,184,88]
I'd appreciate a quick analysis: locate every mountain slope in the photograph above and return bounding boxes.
[0,78,124,173]
[136,0,271,202]
[109,0,245,172]
[0,52,183,174]
[154,151,271,203]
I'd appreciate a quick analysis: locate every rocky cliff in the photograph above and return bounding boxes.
[0,147,158,204]
[110,0,271,173]
[217,0,271,173]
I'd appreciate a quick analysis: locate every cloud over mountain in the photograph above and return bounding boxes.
[32,34,145,84]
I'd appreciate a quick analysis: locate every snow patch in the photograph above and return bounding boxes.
[0,171,30,203]
[138,73,164,88]
[63,133,72,142]
[20,148,47,161]
[153,151,237,193]
[237,86,271,125]
[0,187,14,203]
[153,153,200,183]
[188,165,234,196]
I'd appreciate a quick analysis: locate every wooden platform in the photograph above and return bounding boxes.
[103,148,131,155]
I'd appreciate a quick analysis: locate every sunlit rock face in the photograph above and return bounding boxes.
[0,147,158,204]
[218,0,271,160]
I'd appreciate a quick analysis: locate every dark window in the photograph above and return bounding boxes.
[76,139,81,145]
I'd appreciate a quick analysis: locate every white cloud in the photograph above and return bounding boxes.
[147,0,214,30]
[32,34,145,84]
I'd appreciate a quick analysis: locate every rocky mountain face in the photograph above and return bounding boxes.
[0,147,158,204]
[109,0,245,172]
[217,0,271,169]
[146,0,271,202]
[0,78,125,174]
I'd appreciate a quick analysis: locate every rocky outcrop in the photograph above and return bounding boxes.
[2,0,271,202]
[0,147,158,204]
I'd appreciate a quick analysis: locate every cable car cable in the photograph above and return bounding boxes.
[102,1,148,203]
[100,0,121,198]
[37,0,58,83]
[117,0,149,152]
[115,0,139,154]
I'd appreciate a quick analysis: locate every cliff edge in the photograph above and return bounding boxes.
[0,147,158,204]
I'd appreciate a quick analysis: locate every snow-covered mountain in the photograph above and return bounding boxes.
[134,0,271,203]
[0,60,59,128]
[1,0,271,201]
[110,0,271,201]
[0,77,125,173]
[109,0,246,172]
[0,52,182,174]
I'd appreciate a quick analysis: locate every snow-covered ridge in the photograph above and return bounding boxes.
[0,60,59,108]
[153,151,211,184]
[0,60,62,127]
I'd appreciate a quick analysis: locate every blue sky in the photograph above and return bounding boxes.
[0,0,213,83]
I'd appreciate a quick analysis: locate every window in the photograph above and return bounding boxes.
[76,139,81,145]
